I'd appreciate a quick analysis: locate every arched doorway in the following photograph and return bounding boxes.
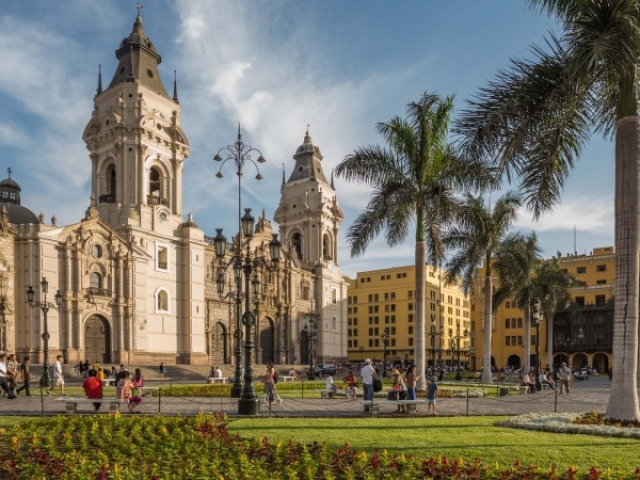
[572,353,588,370]
[592,353,609,374]
[300,330,309,365]
[554,353,568,368]
[211,322,228,365]
[259,318,275,364]
[507,355,521,369]
[84,315,111,364]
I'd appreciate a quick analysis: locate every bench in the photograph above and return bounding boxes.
[316,388,360,399]
[280,376,296,382]
[207,377,228,384]
[362,399,427,414]
[518,385,530,395]
[101,379,116,387]
[56,397,123,414]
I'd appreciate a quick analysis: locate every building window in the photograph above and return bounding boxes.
[331,288,337,305]
[156,288,170,313]
[408,303,413,311]
[391,316,396,323]
[332,316,337,330]
[408,337,413,346]
[408,290,414,300]
[577,266,586,274]
[505,337,511,346]
[517,336,523,346]
[408,326,413,334]
[596,280,606,285]
[369,339,373,347]
[505,319,510,329]
[595,295,606,305]
[575,296,585,306]
[517,318,523,328]
[596,265,607,272]
[156,243,169,272]
[90,272,101,290]
[408,314,413,323]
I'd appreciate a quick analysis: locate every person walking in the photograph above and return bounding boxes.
[361,358,376,412]
[262,362,282,405]
[558,362,572,395]
[16,356,31,397]
[158,363,165,380]
[426,376,438,416]
[47,354,65,397]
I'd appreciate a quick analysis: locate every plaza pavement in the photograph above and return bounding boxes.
[0,376,617,418]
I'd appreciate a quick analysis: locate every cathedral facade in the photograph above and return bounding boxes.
[0,14,348,367]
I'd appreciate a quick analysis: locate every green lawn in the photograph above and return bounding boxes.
[226,416,640,473]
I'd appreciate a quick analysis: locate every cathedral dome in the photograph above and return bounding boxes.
[0,203,40,225]
[0,169,39,224]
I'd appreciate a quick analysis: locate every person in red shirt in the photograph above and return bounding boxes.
[82,369,103,412]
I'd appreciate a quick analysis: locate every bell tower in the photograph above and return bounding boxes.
[274,128,344,268]
[82,13,189,231]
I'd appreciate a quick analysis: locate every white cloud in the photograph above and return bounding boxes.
[515,195,614,233]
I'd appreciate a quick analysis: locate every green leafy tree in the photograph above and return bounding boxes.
[335,93,495,390]
[444,192,522,383]
[455,0,640,421]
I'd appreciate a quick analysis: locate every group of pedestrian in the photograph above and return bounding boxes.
[82,364,144,413]
[359,359,438,415]
[0,352,66,399]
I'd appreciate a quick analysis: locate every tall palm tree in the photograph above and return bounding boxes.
[444,192,522,384]
[493,233,542,374]
[335,93,495,390]
[455,0,640,421]
[533,254,583,369]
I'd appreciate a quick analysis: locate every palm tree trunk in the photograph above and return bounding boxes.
[546,310,553,370]
[523,304,531,374]
[606,113,640,421]
[482,262,493,384]
[415,240,427,391]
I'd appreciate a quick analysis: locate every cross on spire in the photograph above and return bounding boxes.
[136,2,143,16]
[7,167,12,179]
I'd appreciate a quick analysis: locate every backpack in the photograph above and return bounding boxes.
[553,371,560,381]
[273,370,279,384]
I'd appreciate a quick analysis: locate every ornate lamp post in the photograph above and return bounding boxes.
[453,323,469,381]
[213,128,281,415]
[381,328,389,377]
[532,299,542,391]
[302,317,317,379]
[214,212,280,415]
[0,273,7,348]
[216,259,243,397]
[26,277,62,389]
[427,316,444,373]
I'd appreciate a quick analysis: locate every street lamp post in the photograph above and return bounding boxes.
[302,317,317,379]
[381,328,389,377]
[213,128,281,415]
[532,299,542,391]
[26,277,62,389]
[216,262,243,398]
[427,316,444,374]
[453,324,469,381]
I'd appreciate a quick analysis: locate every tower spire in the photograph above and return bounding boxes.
[173,70,179,104]
[97,64,102,95]
[282,163,286,187]
[331,168,335,189]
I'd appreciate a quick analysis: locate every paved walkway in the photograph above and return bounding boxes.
[0,377,615,418]
[0,377,610,417]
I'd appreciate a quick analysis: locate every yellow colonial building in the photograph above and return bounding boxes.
[346,265,471,368]
[470,246,615,373]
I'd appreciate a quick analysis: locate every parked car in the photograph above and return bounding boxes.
[313,364,338,375]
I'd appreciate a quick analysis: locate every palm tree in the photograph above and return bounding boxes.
[444,192,522,384]
[335,93,495,390]
[455,0,640,421]
[533,254,583,369]
[492,233,542,374]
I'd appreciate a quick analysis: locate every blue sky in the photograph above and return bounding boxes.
[0,1,614,277]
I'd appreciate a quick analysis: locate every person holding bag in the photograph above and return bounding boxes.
[390,368,407,413]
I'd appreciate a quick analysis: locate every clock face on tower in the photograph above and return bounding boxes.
[158,210,169,224]
[327,261,335,272]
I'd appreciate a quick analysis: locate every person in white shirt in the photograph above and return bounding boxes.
[213,366,223,379]
[0,354,17,399]
[47,354,65,397]
[325,373,338,398]
[360,358,376,412]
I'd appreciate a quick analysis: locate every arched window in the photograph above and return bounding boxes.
[323,233,331,260]
[292,232,303,260]
[109,167,116,194]
[156,289,170,313]
[332,316,337,331]
[149,167,161,197]
[90,272,101,290]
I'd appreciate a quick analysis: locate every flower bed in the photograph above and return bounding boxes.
[1,415,637,479]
